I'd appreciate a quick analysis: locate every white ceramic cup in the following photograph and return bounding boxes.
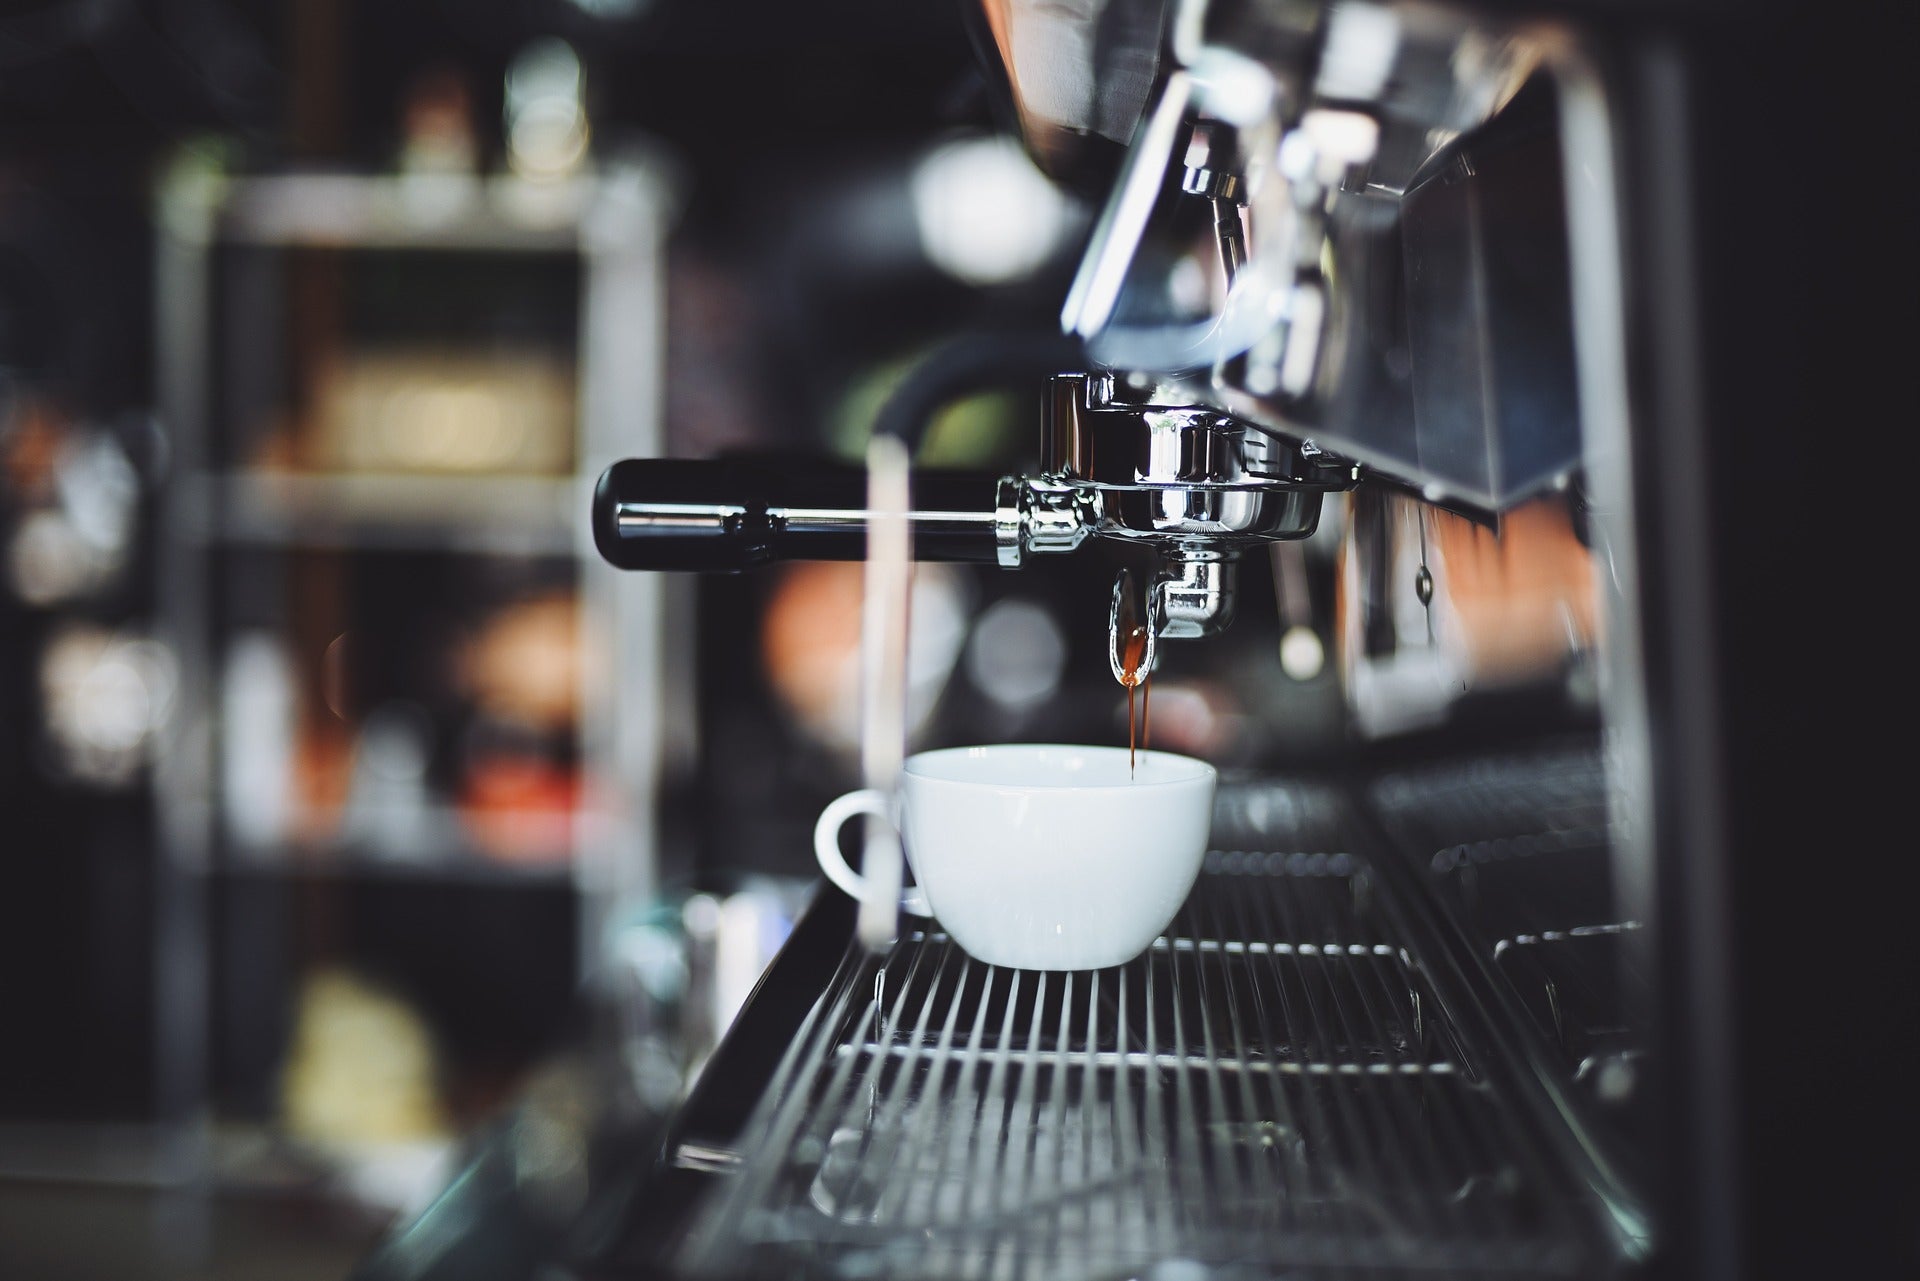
[813,743,1217,971]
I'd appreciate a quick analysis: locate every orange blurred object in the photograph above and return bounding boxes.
[457,754,580,865]
[760,561,867,750]
[290,726,354,844]
[1,394,66,500]
[458,589,583,734]
[454,588,587,864]
[1432,495,1599,688]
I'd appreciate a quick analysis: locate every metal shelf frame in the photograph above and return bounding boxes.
[125,159,689,1235]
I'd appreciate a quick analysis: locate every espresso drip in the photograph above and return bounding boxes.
[1112,568,1155,775]
[1120,620,1150,774]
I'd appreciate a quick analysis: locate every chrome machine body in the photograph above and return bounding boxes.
[595,0,1596,678]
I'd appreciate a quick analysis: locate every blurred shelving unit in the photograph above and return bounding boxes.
[146,157,689,1203]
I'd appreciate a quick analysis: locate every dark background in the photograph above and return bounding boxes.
[0,5,1076,1274]
[0,0,998,1101]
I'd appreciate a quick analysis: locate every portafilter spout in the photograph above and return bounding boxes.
[1106,551,1239,690]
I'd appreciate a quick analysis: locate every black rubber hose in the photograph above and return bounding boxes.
[870,329,1088,458]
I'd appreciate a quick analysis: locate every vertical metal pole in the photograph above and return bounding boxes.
[575,160,678,985]
[1554,36,1724,1275]
[151,156,220,1268]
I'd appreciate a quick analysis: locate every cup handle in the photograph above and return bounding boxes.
[813,789,931,916]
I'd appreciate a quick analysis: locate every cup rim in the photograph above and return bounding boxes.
[901,743,1216,791]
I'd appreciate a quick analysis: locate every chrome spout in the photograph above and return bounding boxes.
[1156,551,1239,640]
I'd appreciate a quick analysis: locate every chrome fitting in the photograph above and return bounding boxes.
[1155,551,1239,640]
[995,476,1097,568]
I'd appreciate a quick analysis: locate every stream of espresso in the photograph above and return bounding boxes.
[1121,621,1151,774]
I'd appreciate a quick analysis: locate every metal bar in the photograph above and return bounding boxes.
[947,963,999,1281]
[1320,883,1451,1244]
[1251,861,1400,1246]
[1288,864,1454,1246]
[1079,969,1104,1271]
[1331,917,1471,1245]
[961,967,1024,1248]
[1168,907,1254,1226]
[753,940,867,1123]
[912,960,993,1231]
[1159,936,1405,957]
[827,939,944,1221]
[833,1043,1457,1076]
[1143,922,1193,1240]
[1495,927,1637,1043]
[1007,970,1049,1279]
[990,971,1052,1281]
[1365,948,1528,1249]
[578,166,674,970]
[1111,959,1154,1250]
[1354,785,1649,1264]
[1206,885,1313,1241]
[686,939,880,1257]
[1221,873,1327,1229]
[152,178,219,1271]
[861,947,969,1224]
[857,433,911,951]
[770,941,923,1233]
[1193,885,1288,1232]
[1044,970,1073,1276]
[907,929,1405,958]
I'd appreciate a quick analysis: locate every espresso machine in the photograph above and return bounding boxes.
[358,2,1906,1279]
[593,0,1598,726]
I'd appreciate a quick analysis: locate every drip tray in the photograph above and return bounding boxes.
[666,850,1606,1280]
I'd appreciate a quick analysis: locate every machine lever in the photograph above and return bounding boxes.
[592,458,1009,572]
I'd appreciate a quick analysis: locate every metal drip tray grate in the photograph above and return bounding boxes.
[671,844,1601,1280]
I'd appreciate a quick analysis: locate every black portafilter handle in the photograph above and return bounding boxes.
[592,456,1007,572]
